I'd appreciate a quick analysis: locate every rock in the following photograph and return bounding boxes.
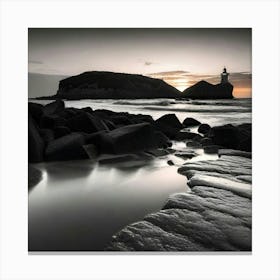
[53,126,71,138]
[154,131,172,148]
[39,128,55,144]
[188,174,251,199]
[103,120,117,130]
[28,165,43,189]
[107,155,251,251]
[66,112,109,133]
[130,114,154,125]
[186,141,201,148]
[178,155,252,179]
[45,133,89,161]
[175,131,202,141]
[107,186,251,251]
[175,151,197,159]
[146,149,170,157]
[40,114,66,129]
[167,160,174,166]
[218,149,252,159]
[28,102,43,124]
[203,145,221,154]
[210,123,251,152]
[198,123,211,134]
[43,100,65,115]
[98,152,153,168]
[154,114,183,139]
[91,123,159,154]
[52,71,181,100]
[192,134,203,142]
[182,80,233,99]
[182,117,201,127]
[110,115,133,126]
[81,106,93,114]
[28,115,45,163]
[200,137,213,146]
[99,154,138,165]
[83,144,98,159]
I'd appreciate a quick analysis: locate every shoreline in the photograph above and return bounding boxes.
[28,100,252,252]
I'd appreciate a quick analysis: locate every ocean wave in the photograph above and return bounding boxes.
[114,100,175,106]
[142,106,251,113]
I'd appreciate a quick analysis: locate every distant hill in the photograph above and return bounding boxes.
[182,80,234,99]
[28,73,68,98]
[38,71,181,100]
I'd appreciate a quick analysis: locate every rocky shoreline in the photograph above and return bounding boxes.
[107,152,251,251]
[28,99,252,251]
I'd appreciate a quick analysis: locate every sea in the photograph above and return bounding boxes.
[28,98,252,251]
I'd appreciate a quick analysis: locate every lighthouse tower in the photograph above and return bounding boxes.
[221,67,229,84]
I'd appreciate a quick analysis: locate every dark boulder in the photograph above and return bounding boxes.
[45,133,89,161]
[182,80,233,99]
[183,117,201,127]
[43,100,65,115]
[203,145,221,154]
[175,131,202,141]
[130,114,154,125]
[198,123,211,135]
[81,106,93,114]
[200,137,213,147]
[28,165,43,189]
[40,114,66,129]
[39,128,55,144]
[210,124,239,149]
[54,126,71,138]
[186,141,201,148]
[28,102,43,124]
[154,131,172,148]
[103,119,117,130]
[175,151,197,159]
[91,123,159,154]
[66,112,109,133]
[28,115,45,163]
[210,123,251,152]
[167,160,174,166]
[110,115,133,126]
[154,114,183,139]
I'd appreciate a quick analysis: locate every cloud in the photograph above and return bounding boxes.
[28,60,43,65]
[149,70,190,78]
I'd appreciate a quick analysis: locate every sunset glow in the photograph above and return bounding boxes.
[29,28,252,98]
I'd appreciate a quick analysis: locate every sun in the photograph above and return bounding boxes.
[172,78,189,92]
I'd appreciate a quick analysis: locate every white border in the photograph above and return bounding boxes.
[1,0,280,279]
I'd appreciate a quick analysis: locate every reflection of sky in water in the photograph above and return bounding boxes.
[29,98,250,251]
[29,158,189,251]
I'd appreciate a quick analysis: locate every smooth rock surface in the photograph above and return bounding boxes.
[107,153,251,251]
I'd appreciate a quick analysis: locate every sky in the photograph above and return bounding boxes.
[28,28,252,98]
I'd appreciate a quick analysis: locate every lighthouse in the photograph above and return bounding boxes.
[221,67,229,84]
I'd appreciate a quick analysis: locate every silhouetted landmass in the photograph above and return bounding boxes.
[34,71,234,100]
[37,71,180,100]
[182,80,233,99]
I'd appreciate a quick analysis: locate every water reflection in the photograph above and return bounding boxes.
[29,158,187,251]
